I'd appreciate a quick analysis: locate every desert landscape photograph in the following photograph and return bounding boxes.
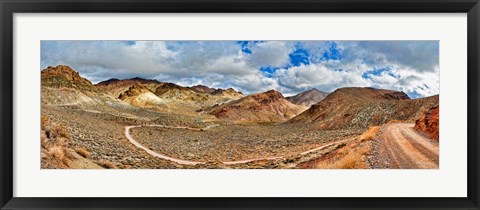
[40,40,439,169]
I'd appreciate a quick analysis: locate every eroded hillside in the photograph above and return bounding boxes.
[209,90,307,123]
[414,105,439,140]
[289,87,438,130]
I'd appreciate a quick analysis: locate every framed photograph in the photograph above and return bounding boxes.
[1,0,479,209]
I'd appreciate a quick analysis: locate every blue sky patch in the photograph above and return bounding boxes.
[260,66,279,78]
[236,41,251,54]
[236,41,250,48]
[123,41,136,46]
[242,48,252,54]
[407,91,422,99]
[362,66,394,79]
[289,48,310,67]
[236,41,264,54]
[321,42,342,61]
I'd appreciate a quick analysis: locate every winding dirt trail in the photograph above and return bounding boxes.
[374,123,439,169]
[124,124,349,166]
[125,125,205,165]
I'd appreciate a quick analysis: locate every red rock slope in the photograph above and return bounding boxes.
[414,106,439,140]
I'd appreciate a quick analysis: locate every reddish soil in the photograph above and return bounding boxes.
[414,106,439,141]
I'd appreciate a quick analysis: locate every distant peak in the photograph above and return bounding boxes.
[293,88,327,96]
[192,85,209,88]
[162,82,183,88]
[302,88,321,94]
[128,77,159,83]
[130,77,145,80]
[224,88,240,94]
[190,85,217,94]
[211,87,243,96]
[259,90,284,99]
[96,77,161,86]
[95,78,121,86]
[265,89,280,94]
[98,78,119,84]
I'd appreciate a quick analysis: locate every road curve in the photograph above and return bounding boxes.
[374,123,439,169]
[125,124,349,166]
[125,125,205,165]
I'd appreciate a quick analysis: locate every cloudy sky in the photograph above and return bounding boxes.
[41,40,439,98]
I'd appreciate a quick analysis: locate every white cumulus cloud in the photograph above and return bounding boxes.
[41,40,439,98]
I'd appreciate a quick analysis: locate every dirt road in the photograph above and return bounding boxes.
[125,125,205,165]
[125,124,350,166]
[372,123,439,169]
[124,124,285,165]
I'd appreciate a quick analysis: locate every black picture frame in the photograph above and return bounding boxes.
[1,0,479,209]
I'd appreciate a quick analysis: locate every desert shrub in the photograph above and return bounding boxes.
[62,155,74,167]
[333,153,360,169]
[41,132,49,148]
[97,160,118,169]
[48,146,65,159]
[41,115,49,129]
[41,115,77,169]
[75,147,91,158]
[52,125,71,139]
[42,114,69,139]
[63,148,78,161]
[359,126,380,142]
[309,140,372,169]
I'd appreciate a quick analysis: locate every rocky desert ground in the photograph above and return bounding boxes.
[41,65,439,169]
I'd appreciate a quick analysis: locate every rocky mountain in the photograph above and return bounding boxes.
[286,88,329,107]
[41,65,99,92]
[95,77,188,113]
[95,77,162,97]
[152,83,217,109]
[118,84,168,109]
[97,77,159,86]
[152,83,241,106]
[41,65,122,108]
[191,85,244,98]
[155,83,199,98]
[289,87,438,130]
[414,105,439,140]
[118,83,153,100]
[208,90,307,123]
[211,88,244,98]
[94,77,244,115]
[190,85,217,94]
